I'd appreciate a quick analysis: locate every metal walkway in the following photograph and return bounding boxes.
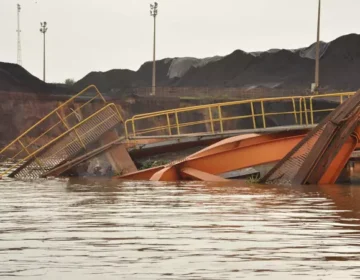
[0,85,124,179]
[125,92,355,139]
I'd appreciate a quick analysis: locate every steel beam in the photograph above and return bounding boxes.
[149,134,305,181]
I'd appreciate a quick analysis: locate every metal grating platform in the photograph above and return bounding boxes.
[10,104,122,179]
[0,85,124,179]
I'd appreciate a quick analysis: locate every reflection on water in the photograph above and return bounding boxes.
[1,178,360,279]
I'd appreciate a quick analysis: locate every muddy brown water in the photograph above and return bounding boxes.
[1,178,360,279]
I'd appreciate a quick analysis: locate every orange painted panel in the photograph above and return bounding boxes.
[150,166,180,181]
[117,166,164,180]
[152,135,304,181]
[180,167,229,182]
[319,136,358,184]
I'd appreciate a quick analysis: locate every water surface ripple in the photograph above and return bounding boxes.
[1,178,360,279]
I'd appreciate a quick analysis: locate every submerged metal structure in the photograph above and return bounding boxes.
[262,91,360,185]
[0,86,359,184]
[119,90,360,184]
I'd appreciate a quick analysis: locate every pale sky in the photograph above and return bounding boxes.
[1,0,359,83]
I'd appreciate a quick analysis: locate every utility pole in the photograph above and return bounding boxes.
[40,22,48,82]
[314,0,321,94]
[150,2,158,96]
[17,4,22,66]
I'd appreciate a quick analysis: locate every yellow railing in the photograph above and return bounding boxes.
[0,85,124,177]
[124,91,356,138]
[306,92,354,125]
[1,103,124,178]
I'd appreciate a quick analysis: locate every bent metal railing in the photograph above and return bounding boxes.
[0,85,124,178]
[124,92,355,138]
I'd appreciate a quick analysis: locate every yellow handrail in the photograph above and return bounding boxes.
[0,103,122,177]
[0,84,122,179]
[124,91,356,138]
[0,85,106,155]
[127,92,355,121]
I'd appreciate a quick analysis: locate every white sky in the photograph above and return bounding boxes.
[1,0,359,83]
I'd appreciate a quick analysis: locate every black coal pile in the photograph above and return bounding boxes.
[135,58,173,87]
[318,34,360,91]
[73,69,137,93]
[72,59,173,93]
[177,33,360,90]
[0,62,72,94]
[3,33,360,96]
[73,33,360,92]
[175,50,254,87]
[174,49,314,89]
[0,62,47,92]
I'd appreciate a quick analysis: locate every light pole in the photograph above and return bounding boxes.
[40,22,48,82]
[314,0,321,94]
[150,2,158,96]
[17,4,22,66]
